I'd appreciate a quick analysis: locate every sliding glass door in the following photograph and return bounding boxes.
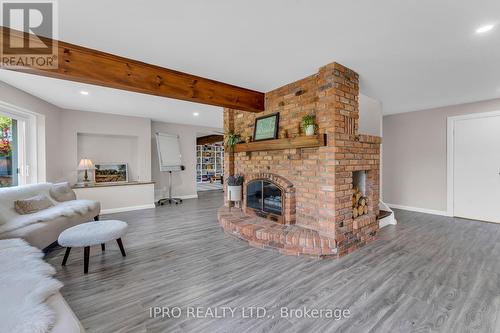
[0,113,30,187]
[0,115,18,187]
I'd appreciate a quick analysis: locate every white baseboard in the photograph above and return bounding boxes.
[386,203,451,217]
[177,194,198,200]
[154,190,198,201]
[154,194,198,201]
[101,204,156,215]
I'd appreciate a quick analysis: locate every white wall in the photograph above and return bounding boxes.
[59,109,151,184]
[0,81,222,200]
[0,81,225,204]
[74,183,155,214]
[383,97,500,213]
[359,93,383,137]
[0,81,63,182]
[152,121,222,199]
[77,133,139,182]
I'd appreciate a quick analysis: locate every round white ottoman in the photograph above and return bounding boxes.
[58,220,128,274]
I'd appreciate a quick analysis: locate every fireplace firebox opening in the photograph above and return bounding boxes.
[246,179,283,223]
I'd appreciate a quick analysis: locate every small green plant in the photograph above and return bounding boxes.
[225,132,241,152]
[301,114,316,135]
[301,115,316,128]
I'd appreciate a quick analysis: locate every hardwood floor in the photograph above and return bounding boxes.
[45,191,500,332]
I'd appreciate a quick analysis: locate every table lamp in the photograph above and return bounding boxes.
[78,158,94,182]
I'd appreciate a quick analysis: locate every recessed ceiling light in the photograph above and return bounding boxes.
[80,91,89,95]
[193,112,199,116]
[476,24,495,34]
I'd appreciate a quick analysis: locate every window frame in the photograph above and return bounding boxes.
[0,101,41,186]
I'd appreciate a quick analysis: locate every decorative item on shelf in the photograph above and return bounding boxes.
[245,135,252,143]
[253,112,279,141]
[94,163,128,183]
[227,174,244,210]
[301,114,316,136]
[77,158,94,183]
[279,129,288,139]
[225,132,241,153]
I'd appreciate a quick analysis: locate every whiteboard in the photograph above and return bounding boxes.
[155,133,183,171]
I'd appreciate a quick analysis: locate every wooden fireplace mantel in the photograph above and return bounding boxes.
[233,134,326,153]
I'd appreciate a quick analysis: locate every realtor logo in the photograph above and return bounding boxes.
[0,0,58,68]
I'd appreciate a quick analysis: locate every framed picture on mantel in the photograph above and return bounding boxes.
[253,113,279,141]
[94,163,128,183]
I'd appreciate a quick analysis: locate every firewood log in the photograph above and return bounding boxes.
[353,207,358,218]
[359,198,366,207]
[364,206,368,215]
[358,205,364,216]
[355,192,362,202]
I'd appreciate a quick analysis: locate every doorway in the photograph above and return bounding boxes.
[196,132,224,192]
[447,111,500,222]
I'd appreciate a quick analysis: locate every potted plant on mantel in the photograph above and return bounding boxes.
[225,132,241,153]
[302,114,316,136]
[227,174,244,205]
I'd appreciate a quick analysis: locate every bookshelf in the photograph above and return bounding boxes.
[196,144,224,183]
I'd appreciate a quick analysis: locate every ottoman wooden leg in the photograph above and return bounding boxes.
[62,247,71,266]
[84,246,90,274]
[116,238,126,257]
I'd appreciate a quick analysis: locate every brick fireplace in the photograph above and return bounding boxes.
[218,62,381,258]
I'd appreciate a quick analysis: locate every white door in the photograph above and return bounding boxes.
[453,114,500,222]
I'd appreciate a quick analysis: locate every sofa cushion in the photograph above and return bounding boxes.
[0,183,54,225]
[50,182,77,202]
[0,199,100,235]
[14,194,54,215]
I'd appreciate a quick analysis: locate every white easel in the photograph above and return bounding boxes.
[155,133,184,205]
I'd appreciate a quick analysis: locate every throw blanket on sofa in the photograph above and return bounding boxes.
[0,238,63,333]
[0,199,97,234]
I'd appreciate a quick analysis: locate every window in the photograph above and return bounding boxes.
[0,102,40,187]
[0,116,17,187]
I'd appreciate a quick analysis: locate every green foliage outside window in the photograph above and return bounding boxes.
[0,116,12,157]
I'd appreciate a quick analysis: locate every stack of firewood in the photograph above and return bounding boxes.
[352,188,368,218]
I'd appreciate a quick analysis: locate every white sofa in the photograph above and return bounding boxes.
[0,183,100,249]
[47,293,86,333]
[0,238,85,333]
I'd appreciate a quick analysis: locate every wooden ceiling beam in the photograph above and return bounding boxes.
[0,27,265,112]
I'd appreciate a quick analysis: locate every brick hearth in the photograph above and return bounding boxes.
[221,62,381,257]
[218,207,337,257]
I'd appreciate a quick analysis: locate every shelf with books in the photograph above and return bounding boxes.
[196,144,224,184]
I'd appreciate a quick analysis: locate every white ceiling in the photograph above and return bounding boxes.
[1,0,500,117]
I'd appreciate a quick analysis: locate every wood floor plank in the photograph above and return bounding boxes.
[44,191,500,333]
